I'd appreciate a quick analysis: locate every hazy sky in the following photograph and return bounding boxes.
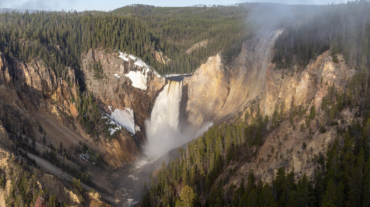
[0,0,349,11]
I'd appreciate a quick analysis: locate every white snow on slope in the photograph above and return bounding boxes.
[135,125,141,132]
[102,114,122,135]
[114,74,120,78]
[124,71,149,90]
[118,51,162,90]
[109,107,136,134]
[128,54,137,60]
[119,52,129,61]
[103,106,138,135]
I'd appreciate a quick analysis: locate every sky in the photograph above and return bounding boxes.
[0,0,349,12]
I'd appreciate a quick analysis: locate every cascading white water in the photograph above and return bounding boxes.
[145,80,185,158]
[151,80,182,132]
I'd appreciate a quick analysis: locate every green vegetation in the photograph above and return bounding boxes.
[74,89,120,141]
[90,60,105,80]
[0,4,252,81]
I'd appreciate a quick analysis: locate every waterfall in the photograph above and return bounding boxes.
[150,80,182,133]
[145,80,185,158]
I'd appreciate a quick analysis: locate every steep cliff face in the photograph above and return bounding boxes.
[231,51,356,184]
[217,30,283,121]
[0,53,78,140]
[182,30,283,129]
[183,54,229,128]
[184,29,354,128]
[261,51,355,117]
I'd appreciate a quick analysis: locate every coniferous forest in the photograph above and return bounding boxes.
[0,4,252,83]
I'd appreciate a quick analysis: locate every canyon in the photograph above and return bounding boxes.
[0,27,356,206]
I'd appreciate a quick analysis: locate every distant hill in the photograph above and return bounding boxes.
[0,8,38,13]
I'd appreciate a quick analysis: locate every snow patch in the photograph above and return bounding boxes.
[119,51,162,89]
[79,152,90,161]
[124,71,148,90]
[128,54,137,60]
[102,106,137,135]
[114,74,120,78]
[118,52,129,61]
[108,107,136,134]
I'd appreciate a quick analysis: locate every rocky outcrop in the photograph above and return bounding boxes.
[81,49,165,144]
[35,172,84,206]
[261,51,355,117]
[182,30,283,129]
[217,30,283,121]
[183,54,229,128]
[153,50,170,64]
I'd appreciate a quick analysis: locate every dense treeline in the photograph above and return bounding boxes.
[0,11,164,85]
[272,0,370,70]
[0,5,252,79]
[119,5,253,69]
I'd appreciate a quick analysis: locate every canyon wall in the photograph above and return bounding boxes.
[182,29,356,185]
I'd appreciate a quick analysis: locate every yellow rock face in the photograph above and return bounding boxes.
[183,53,229,128]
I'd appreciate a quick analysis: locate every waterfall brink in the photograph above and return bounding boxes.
[145,80,185,158]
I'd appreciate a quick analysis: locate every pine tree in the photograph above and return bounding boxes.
[180,185,195,207]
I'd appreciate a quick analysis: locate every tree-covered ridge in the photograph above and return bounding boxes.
[272,0,370,70]
[0,11,165,83]
[0,5,253,78]
[131,5,253,68]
